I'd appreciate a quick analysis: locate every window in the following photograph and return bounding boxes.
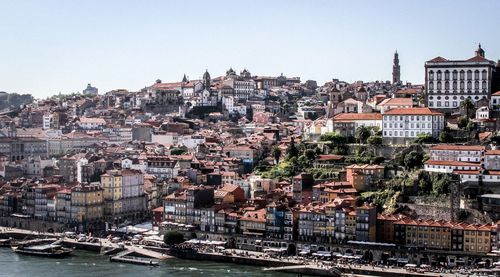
[445,70,449,80]
[437,81,442,90]
[429,70,434,80]
[475,70,479,79]
[445,81,450,90]
[467,81,472,90]
[467,70,472,80]
[452,70,458,80]
[482,70,487,79]
[429,82,434,90]
[482,80,487,90]
[460,70,465,80]
[453,81,457,90]
[437,71,442,79]
[475,81,479,90]
[460,81,464,90]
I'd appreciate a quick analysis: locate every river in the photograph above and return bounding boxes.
[0,248,295,277]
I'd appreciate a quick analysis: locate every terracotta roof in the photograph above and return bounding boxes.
[492,91,500,96]
[383,107,442,116]
[431,144,485,151]
[378,98,413,106]
[428,56,449,63]
[333,113,382,121]
[425,160,480,167]
[485,150,500,155]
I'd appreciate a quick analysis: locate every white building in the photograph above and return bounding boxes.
[83,83,98,95]
[425,44,497,110]
[378,98,413,114]
[429,145,484,163]
[424,160,481,173]
[484,150,500,170]
[490,91,500,111]
[382,108,444,143]
[476,106,490,119]
[78,117,106,130]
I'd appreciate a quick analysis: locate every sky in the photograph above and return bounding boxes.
[1,0,499,98]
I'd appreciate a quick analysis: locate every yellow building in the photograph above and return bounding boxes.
[463,224,493,253]
[70,183,103,226]
[101,170,123,217]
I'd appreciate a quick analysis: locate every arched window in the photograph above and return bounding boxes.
[460,70,465,80]
[437,81,442,90]
[482,80,486,89]
[445,81,450,90]
[445,70,450,80]
[474,70,480,79]
[460,81,464,90]
[467,70,472,80]
[429,82,434,90]
[467,81,472,89]
[453,81,457,90]
[474,81,479,90]
[452,70,458,80]
[429,70,434,80]
[437,70,442,79]
[482,70,487,79]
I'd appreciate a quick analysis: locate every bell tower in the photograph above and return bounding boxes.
[392,51,401,84]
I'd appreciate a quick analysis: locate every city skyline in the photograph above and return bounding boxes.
[1,0,499,97]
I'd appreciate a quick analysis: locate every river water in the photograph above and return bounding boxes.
[0,248,295,277]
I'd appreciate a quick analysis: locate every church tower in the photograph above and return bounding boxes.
[392,51,401,84]
[202,69,211,89]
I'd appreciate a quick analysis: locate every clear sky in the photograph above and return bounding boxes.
[1,0,499,98]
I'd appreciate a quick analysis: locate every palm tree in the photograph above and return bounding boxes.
[460,97,475,119]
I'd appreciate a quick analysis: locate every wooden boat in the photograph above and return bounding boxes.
[11,244,72,258]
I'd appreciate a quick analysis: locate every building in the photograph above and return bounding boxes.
[382,108,444,144]
[70,183,104,231]
[393,51,401,84]
[430,145,484,163]
[83,83,98,95]
[100,169,146,222]
[345,164,385,191]
[355,204,377,242]
[425,44,497,111]
[325,113,382,137]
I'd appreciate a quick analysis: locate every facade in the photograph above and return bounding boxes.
[70,183,104,230]
[430,145,484,163]
[425,45,497,110]
[382,108,444,143]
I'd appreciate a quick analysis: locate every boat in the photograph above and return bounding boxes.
[11,244,73,258]
[0,238,12,247]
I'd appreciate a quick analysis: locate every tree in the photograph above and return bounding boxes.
[438,130,454,143]
[404,150,424,170]
[457,116,469,129]
[164,231,185,245]
[288,137,299,159]
[460,97,475,118]
[272,147,282,164]
[355,126,371,144]
[414,133,434,144]
[367,135,382,145]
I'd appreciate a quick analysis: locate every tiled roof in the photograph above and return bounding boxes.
[431,144,485,151]
[383,107,442,116]
[333,113,382,121]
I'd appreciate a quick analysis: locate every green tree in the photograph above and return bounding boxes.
[367,135,382,145]
[404,150,424,170]
[414,133,434,144]
[272,147,282,164]
[164,231,185,245]
[457,116,469,129]
[355,126,371,144]
[460,97,475,118]
[288,137,299,159]
[438,131,454,143]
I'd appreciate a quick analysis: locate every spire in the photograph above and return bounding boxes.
[392,50,401,84]
[476,43,485,57]
[182,74,188,83]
